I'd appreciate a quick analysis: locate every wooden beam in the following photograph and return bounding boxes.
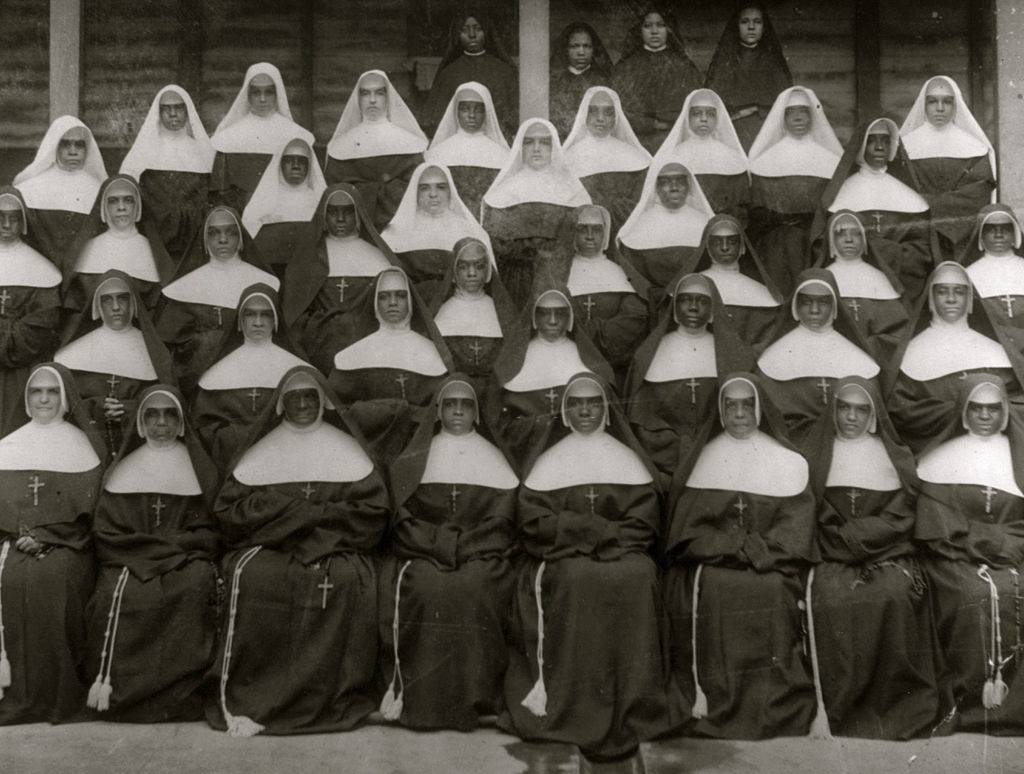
[49,0,82,120]
[853,0,880,124]
[968,0,997,152]
[177,0,204,100]
[519,0,549,121]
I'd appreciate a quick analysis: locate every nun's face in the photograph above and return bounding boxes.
[440,396,475,435]
[247,74,278,118]
[982,221,1015,255]
[784,106,812,138]
[56,127,88,171]
[325,201,358,237]
[142,400,181,446]
[376,286,410,325]
[27,370,62,424]
[280,152,310,187]
[158,93,188,132]
[104,185,138,231]
[833,222,865,260]
[641,12,667,48]
[585,95,616,138]
[655,172,689,210]
[835,397,872,439]
[795,288,833,331]
[206,217,241,260]
[708,231,741,264]
[457,100,485,133]
[455,250,488,294]
[863,132,891,169]
[566,393,605,435]
[574,212,605,256]
[966,399,1004,437]
[0,206,23,245]
[675,292,711,330]
[282,388,320,427]
[522,124,553,170]
[358,74,388,122]
[459,17,485,54]
[100,291,133,331]
[738,6,764,46]
[931,283,968,323]
[534,304,570,342]
[416,168,451,216]
[722,394,757,439]
[688,106,717,137]
[925,91,955,128]
[567,30,594,69]
[241,296,275,342]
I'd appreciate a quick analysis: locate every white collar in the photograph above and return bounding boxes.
[900,318,1011,380]
[198,339,308,390]
[567,254,636,295]
[644,327,716,382]
[902,121,991,162]
[0,419,100,472]
[618,203,709,250]
[420,430,519,488]
[211,112,315,155]
[0,241,62,287]
[332,326,447,375]
[749,134,840,179]
[233,421,374,485]
[502,336,589,392]
[524,430,653,490]
[325,236,394,277]
[918,432,1023,496]
[758,325,879,379]
[828,166,929,214]
[16,167,102,214]
[826,434,901,491]
[162,258,280,308]
[327,120,429,161]
[434,291,503,337]
[685,429,808,496]
[966,253,1024,298]
[73,229,161,282]
[54,326,158,380]
[826,258,901,300]
[701,266,780,307]
[105,441,202,495]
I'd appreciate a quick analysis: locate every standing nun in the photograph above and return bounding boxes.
[900,76,996,262]
[0,363,105,724]
[425,82,510,221]
[210,366,390,736]
[548,22,613,140]
[209,62,314,212]
[85,385,219,722]
[325,70,427,232]
[13,116,107,267]
[119,85,215,260]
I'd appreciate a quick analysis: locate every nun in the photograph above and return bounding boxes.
[962,205,1024,359]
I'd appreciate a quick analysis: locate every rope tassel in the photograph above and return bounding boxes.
[380,560,412,721]
[804,568,833,739]
[219,546,264,737]
[521,561,548,717]
[87,567,130,711]
[0,541,11,697]
[690,564,708,719]
[979,565,1011,709]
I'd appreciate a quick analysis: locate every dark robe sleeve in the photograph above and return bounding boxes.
[817,487,916,564]
[915,482,1024,567]
[574,292,650,371]
[0,286,60,368]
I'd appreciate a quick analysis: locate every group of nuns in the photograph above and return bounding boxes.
[1,2,1022,763]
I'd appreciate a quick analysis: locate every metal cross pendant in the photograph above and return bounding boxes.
[336,278,349,304]
[301,482,316,500]
[0,288,10,316]
[585,486,599,515]
[817,377,831,406]
[449,484,461,514]
[394,372,408,400]
[468,338,483,366]
[318,574,333,610]
[248,388,261,413]
[545,388,559,414]
[1003,294,1016,320]
[846,298,861,322]
[27,475,45,506]
[846,487,860,516]
[106,373,121,397]
[871,212,884,235]
[151,494,166,526]
[686,378,700,406]
[982,485,997,515]
[582,295,596,323]
[733,494,747,522]
[214,306,223,327]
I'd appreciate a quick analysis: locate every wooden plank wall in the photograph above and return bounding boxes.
[0,0,51,147]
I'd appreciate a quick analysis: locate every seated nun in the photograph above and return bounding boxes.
[963,205,1024,358]
[611,7,702,154]
[428,237,516,393]
[481,118,590,308]
[54,271,173,460]
[324,70,428,231]
[209,63,314,211]
[13,115,107,266]
[84,385,219,722]
[747,86,843,296]
[489,286,614,472]
[626,273,755,487]
[901,76,996,261]
[157,206,279,395]
[502,371,682,760]
[0,188,62,438]
[282,184,397,374]
[813,118,932,304]
[890,262,1022,454]
[704,4,794,151]
[241,137,326,280]
[380,376,518,730]
[562,204,649,377]
[210,366,390,736]
[653,88,751,217]
[66,175,175,314]
[381,162,493,286]
[424,82,510,220]
[193,285,308,473]
[119,85,215,259]
[686,214,783,352]
[915,376,1024,733]
[328,267,452,466]
[757,270,880,447]
[0,363,104,724]
[562,86,651,233]
[802,377,941,740]
[548,22,613,139]
[665,374,817,739]
[617,162,714,290]
[818,210,909,366]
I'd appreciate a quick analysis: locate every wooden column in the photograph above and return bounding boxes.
[996,0,1024,206]
[49,0,81,119]
[853,0,881,125]
[518,0,549,121]
[177,0,205,100]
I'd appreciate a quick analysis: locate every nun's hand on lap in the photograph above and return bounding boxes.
[104,397,125,419]
[15,536,45,555]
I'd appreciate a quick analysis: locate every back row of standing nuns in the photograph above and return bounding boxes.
[0,34,1017,764]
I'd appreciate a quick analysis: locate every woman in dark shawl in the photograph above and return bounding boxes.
[380,376,518,730]
[611,6,703,154]
[85,385,219,722]
[548,22,613,140]
[704,3,793,151]
[0,363,105,724]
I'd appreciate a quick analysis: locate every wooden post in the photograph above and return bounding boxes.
[518,0,549,121]
[853,0,881,125]
[49,0,82,120]
[177,0,204,100]
[996,0,1024,206]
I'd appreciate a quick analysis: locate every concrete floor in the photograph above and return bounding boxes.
[2,723,1023,774]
